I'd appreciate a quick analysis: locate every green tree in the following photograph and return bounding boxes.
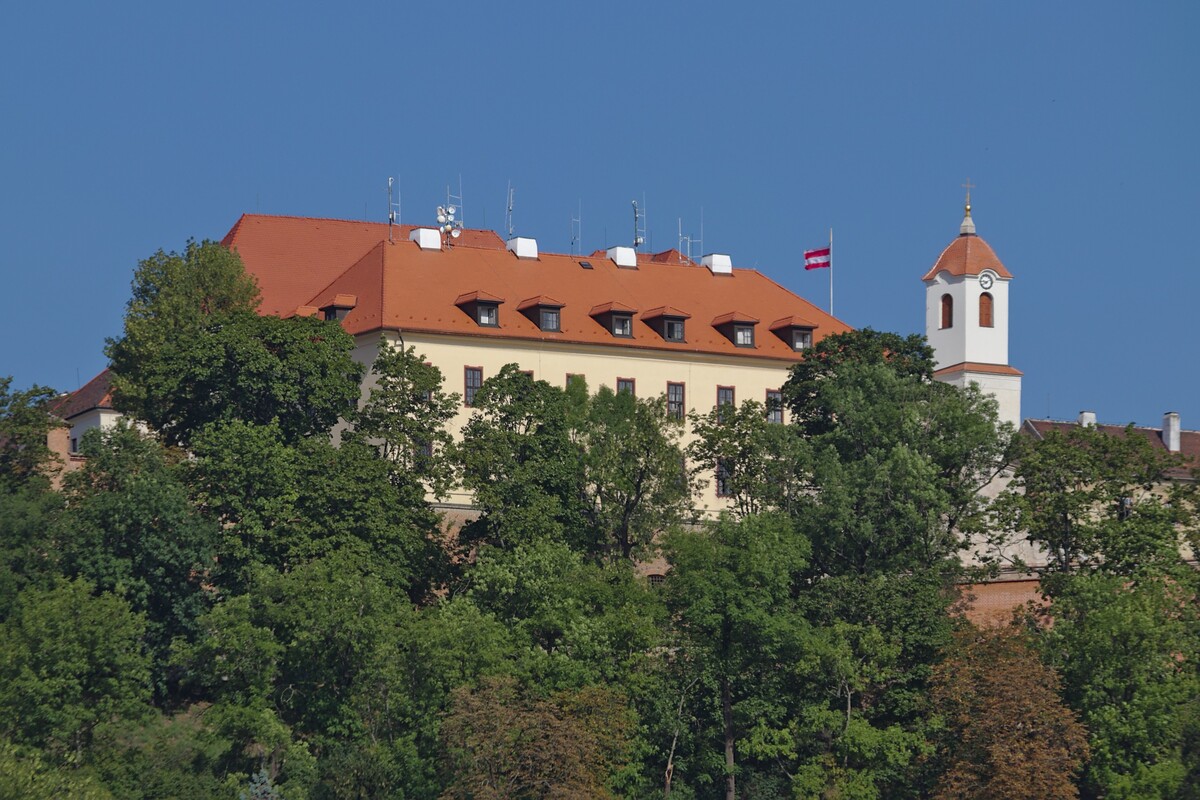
[688,398,809,517]
[661,513,813,800]
[990,423,1193,573]
[189,420,445,598]
[348,339,460,500]
[0,377,61,492]
[122,311,363,447]
[106,239,260,426]
[0,739,113,799]
[578,386,693,560]
[55,422,218,693]
[785,328,935,438]
[783,330,1011,577]
[1035,573,1199,799]
[460,365,587,549]
[0,579,150,762]
[995,419,1200,798]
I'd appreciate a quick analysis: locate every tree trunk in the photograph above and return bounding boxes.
[722,675,736,800]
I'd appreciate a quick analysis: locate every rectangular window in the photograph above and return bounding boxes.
[766,390,783,424]
[716,458,732,498]
[566,373,585,389]
[464,367,483,406]
[793,329,813,350]
[717,386,735,423]
[667,382,685,420]
[617,378,635,396]
[70,437,78,454]
[664,319,685,342]
[478,304,498,327]
[734,325,754,347]
[520,370,534,380]
[613,314,633,337]
[540,308,560,332]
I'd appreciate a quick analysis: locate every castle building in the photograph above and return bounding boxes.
[219,214,851,509]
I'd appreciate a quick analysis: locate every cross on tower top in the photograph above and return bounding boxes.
[962,178,975,214]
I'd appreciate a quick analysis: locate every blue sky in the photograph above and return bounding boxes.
[3,2,1197,429]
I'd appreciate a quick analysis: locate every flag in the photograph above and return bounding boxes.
[804,247,831,270]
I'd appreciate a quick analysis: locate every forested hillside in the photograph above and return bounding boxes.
[1,243,1197,799]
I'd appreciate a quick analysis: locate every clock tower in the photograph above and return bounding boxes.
[923,197,1022,427]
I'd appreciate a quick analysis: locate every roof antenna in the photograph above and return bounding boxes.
[632,198,646,251]
[387,177,402,243]
[447,176,465,229]
[570,200,582,256]
[436,200,462,245]
[505,181,515,238]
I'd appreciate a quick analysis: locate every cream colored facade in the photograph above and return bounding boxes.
[355,329,798,512]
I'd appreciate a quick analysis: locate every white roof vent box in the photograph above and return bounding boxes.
[607,246,638,269]
[507,237,539,260]
[410,228,442,251]
[702,253,733,275]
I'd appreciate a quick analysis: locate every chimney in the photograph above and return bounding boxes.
[701,253,733,275]
[506,237,538,260]
[1078,410,1097,427]
[1163,411,1181,452]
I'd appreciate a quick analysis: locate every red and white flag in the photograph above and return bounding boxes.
[804,247,831,270]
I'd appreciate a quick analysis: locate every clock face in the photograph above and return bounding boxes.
[979,273,994,290]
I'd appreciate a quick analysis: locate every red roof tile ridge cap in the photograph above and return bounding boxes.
[589,300,638,315]
[770,314,819,330]
[454,290,505,305]
[712,310,761,325]
[642,305,692,319]
[517,294,566,310]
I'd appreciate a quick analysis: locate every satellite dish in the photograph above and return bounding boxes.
[447,205,457,215]
[451,228,462,239]
[437,214,447,224]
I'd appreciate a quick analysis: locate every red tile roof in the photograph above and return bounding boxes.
[51,369,114,420]
[922,233,1012,281]
[1023,418,1200,470]
[223,214,851,362]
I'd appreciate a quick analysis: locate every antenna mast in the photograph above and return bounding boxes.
[570,200,582,256]
[677,217,703,262]
[632,199,646,250]
[387,177,402,243]
[446,176,464,229]
[505,181,515,238]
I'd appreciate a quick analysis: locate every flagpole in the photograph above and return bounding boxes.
[828,227,834,316]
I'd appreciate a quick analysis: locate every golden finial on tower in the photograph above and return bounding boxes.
[962,178,975,216]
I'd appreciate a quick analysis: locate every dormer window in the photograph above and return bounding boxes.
[455,290,506,328]
[518,295,566,333]
[642,306,692,344]
[664,319,685,342]
[712,311,759,348]
[319,293,358,323]
[590,302,638,339]
[770,316,818,352]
